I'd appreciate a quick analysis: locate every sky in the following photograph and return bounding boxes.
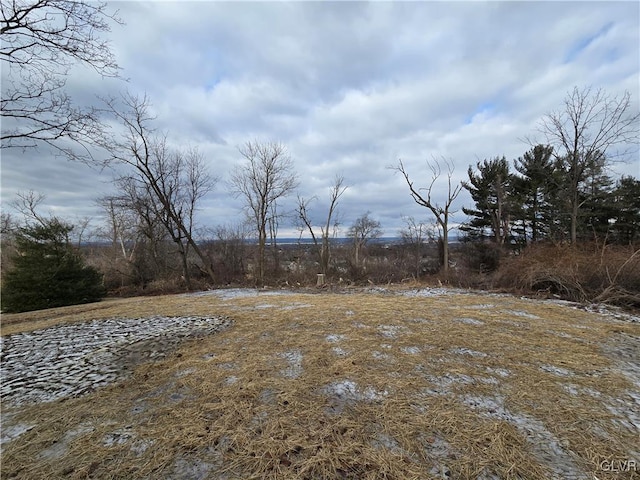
[2,0,639,239]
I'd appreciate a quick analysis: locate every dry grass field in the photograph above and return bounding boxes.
[1,286,638,479]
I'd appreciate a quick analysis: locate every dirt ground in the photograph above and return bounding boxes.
[1,286,638,479]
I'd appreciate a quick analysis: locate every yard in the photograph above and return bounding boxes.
[1,287,638,479]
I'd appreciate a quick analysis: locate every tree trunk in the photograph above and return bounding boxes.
[442,227,449,276]
[571,189,579,244]
[258,225,267,285]
[178,242,191,290]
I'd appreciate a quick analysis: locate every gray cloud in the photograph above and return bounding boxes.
[2,1,638,237]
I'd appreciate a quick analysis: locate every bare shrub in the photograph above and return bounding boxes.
[494,243,640,308]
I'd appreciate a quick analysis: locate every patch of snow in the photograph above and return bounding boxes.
[401,346,421,354]
[278,350,303,379]
[485,367,511,378]
[183,288,295,300]
[37,424,94,460]
[280,303,312,311]
[363,287,390,295]
[401,288,468,297]
[455,317,485,326]
[322,380,388,403]
[103,427,135,447]
[462,394,587,479]
[325,334,346,343]
[405,317,432,324]
[604,392,640,434]
[176,368,196,378]
[324,379,358,399]
[332,347,349,357]
[543,299,640,323]
[130,438,155,456]
[546,330,576,339]
[1,423,34,448]
[224,376,239,385]
[371,432,407,456]
[0,316,232,407]
[540,365,573,377]
[424,373,475,395]
[562,384,579,396]
[378,325,407,338]
[504,309,540,319]
[217,362,237,370]
[422,434,455,478]
[170,457,215,480]
[372,351,392,361]
[581,387,602,398]
[479,376,500,385]
[450,347,487,358]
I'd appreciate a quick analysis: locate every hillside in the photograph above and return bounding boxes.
[1,287,638,479]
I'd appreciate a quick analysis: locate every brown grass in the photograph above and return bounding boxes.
[1,287,639,479]
[493,243,640,309]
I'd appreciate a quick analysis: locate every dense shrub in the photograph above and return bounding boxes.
[459,241,503,274]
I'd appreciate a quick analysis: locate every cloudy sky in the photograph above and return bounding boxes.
[2,0,639,238]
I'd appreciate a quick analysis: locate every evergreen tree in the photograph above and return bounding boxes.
[1,218,105,313]
[461,157,514,245]
[609,176,640,245]
[513,145,556,243]
[578,157,614,242]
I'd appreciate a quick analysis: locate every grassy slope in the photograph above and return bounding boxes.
[1,288,639,479]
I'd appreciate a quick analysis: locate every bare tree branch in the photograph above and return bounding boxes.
[1,0,122,159]
[538,86,640,243]
[230,139,298,284]
[392,158,462,274]
[99,93,218,288]
[297,175,347,275]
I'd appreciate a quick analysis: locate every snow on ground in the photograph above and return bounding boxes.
[0,316,232,407]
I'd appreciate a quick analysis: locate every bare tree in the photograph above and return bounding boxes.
[210,223,248,283]
[1,210,19,282]
[347,212,382,269]
[230,140,298,284]
[97,195,139,264]
[110,180,172,287]
[9,190,47,225]
[393,158,462,275]
[1,0,122,159]
[9,189,90,246]
[538,86,640,244]
[0,211,15,235]
[399,216,436,278]
[297,175,348,275]
[100,93,217,288]
[96,193,148,287]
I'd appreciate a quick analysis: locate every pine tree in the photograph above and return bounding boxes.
[609,176,640,245]
[513,145,556,243]
[578,157,614,242]
[461,157,514,245]
[1,218,105,313]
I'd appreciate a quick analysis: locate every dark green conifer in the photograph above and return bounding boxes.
[1,218,105,313]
